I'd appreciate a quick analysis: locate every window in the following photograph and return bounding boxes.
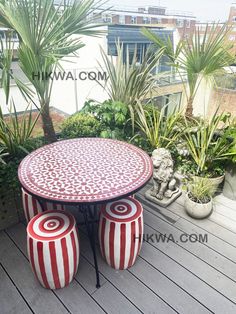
[186,20,190,28]
[119,15,125,24]
[102,14,112,23]
[151,93,182,115]
[0,31,5,40]
[232,16,236,22]
[142,17,151,24]
[131,16,137,24]
[12,31,18,40]
[176,19,184,28]
[229,35,236,41]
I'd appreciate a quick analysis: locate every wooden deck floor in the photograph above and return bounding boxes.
[1,183,236,314]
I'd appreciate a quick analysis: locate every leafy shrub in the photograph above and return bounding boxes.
[60,113,102,139]
[0,136,44,197]
[81,100,132,140]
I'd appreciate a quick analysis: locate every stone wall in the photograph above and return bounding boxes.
[207,88,236,118]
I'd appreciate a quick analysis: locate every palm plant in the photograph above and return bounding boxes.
[134,102,182,150]
[0,29,34,107]
[0,0,104,143]
[98,43,164,126]
[0,30,14,106]
[142,24,235,117]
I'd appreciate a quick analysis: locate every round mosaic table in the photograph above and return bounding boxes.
[18,138,153,287]
[18,138,153,204]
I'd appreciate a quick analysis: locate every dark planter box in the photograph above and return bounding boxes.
[0,188,24,231]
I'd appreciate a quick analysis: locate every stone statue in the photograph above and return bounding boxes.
[145,148,182,207]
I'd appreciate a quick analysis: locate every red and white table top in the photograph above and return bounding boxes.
[18,138,153,204]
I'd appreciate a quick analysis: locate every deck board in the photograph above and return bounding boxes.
[142,206,236,282]
[0,264,32,314]
[1,187,236,313]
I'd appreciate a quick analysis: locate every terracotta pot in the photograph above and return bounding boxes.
[223,164,236,200]
[184,192,213,219]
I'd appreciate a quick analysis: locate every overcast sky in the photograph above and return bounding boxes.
[108,0,233,22]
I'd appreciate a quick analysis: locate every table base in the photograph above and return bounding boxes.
[79,204,101,288]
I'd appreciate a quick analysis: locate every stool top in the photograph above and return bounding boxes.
[18,138,153,204]
[27,210,75,241]
[101,197,143,223]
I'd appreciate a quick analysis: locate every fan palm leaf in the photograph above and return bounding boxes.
[0,0,105,142]
[142,23,235,116]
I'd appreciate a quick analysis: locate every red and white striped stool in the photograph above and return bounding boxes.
[22,188,65,222]
[27,210,79,289]
[99,197,143,270]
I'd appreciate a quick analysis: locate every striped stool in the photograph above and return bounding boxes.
[22,188,65,222]
[99,197,143,270]
[27,210,79,289]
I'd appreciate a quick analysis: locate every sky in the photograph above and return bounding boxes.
[109,0,233,22]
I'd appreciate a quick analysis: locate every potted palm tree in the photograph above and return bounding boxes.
[142,23,234,117]
[184,177,216,219]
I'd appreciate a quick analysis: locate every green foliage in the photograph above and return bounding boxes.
[133,102,183,150]
[0,30,14,105]
[142,23,235,115]
[0,0,103,142]
[181,109,236,176]
[98,43,164,128]
[81,100,131,140]
[0,136,44,194]
[98,44,164,106]
[221,121,236,164]
[0,103,40,156]
[0,145,8,164]
[61,112,102,139]
[0,157,21,191]
[187,177,216,204]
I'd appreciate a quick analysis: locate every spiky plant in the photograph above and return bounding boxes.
[142,23,235,117]
[0,0,104,142]
[97,42,164,127]
[134,102,183,149]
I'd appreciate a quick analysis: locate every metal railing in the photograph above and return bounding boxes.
[94,5,195,18]
[155,72,188,86]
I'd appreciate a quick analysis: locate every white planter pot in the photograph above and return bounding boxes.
[184,192,213,219]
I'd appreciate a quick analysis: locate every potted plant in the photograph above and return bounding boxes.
[184,177,216,219]
[180,110,235,191]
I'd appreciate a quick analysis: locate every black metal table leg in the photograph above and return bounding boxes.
[81,205,101,288]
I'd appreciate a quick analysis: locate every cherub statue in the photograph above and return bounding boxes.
[145,148,182,207]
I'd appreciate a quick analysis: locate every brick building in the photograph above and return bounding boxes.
[93,5,196,39]
[196,4,236,54]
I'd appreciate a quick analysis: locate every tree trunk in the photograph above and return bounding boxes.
[185,98,194,117]
[41,100,57,143]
